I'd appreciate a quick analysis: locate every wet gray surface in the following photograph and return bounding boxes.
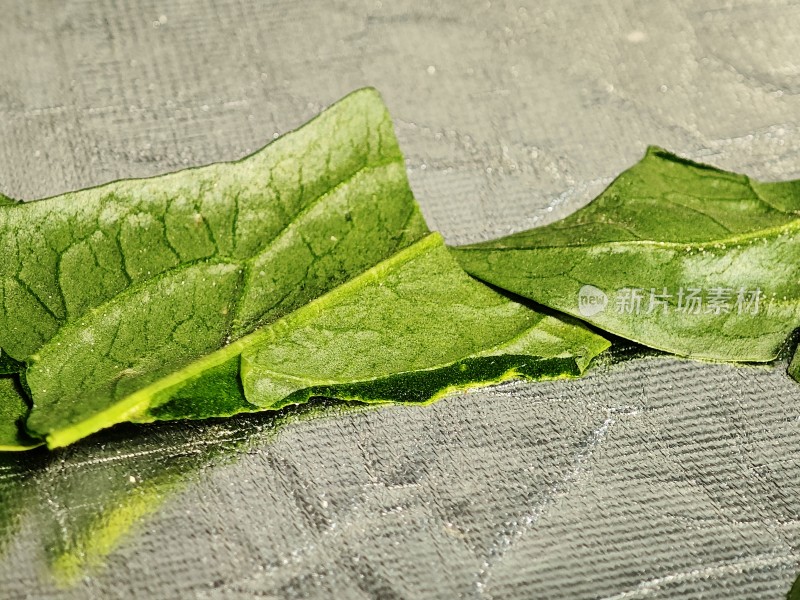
[1,1,800,598]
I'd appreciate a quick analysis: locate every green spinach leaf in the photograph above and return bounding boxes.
[14,88,428,445]
[453,147,800,362]
[0,87,426,366]
[27,234,609,448]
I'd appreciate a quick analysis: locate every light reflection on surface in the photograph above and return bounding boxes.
[0,399,367,586]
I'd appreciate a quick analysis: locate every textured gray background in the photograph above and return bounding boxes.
[1,1,799,598]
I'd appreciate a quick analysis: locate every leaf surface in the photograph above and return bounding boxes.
[0,376,40,451]
[0,88,426,365]
[27,234,609,448]
[20,88,429,444]
[453,147,800,361]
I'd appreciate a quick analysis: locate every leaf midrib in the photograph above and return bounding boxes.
[457,218,800,252]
